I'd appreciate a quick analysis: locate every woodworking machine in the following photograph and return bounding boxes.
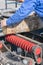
[0,13,42,65]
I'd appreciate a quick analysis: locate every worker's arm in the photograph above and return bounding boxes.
[2,0,37,27]
[6,0,37,26]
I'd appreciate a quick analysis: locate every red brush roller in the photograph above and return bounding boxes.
[5,35,36,52]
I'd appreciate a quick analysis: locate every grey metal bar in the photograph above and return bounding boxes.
[16,34,42,45]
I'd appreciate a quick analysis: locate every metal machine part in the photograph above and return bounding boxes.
[0,51,35,65]
[0,33,42,65]
[0,35,42,65]
[0,39,35,65]
[5,35,42,64]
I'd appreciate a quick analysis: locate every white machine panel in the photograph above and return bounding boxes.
[0,0,5,10]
